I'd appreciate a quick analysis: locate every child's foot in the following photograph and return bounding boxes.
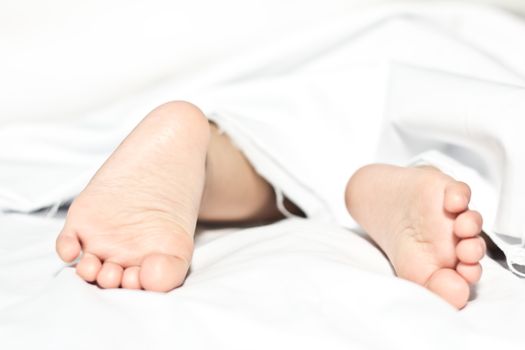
[345,164,485,309]
[56,102,210,292]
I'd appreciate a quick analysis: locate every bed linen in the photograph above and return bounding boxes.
[184,4,525,271]
[1,213,525,349]
[2,1,525,349]
[3,1,525,253]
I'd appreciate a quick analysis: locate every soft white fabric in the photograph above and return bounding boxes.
[191,2,525,269]
[2,2,525,269]
[3,3,525,348]
[2,0,524,125]
[1,213,525,349]
[0,0,391,124]
[384,65,525,274]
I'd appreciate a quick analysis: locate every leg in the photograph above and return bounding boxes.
[345,164,486,309]
[198,122,285,224]
[56,101,283,291]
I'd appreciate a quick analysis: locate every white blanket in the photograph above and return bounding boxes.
[3,2,525,348]
[9,1,525,266]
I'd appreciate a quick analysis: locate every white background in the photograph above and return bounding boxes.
[1,0,524,124]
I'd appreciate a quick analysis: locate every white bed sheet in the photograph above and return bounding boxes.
[0,213,524,349]
[3,2,525,349]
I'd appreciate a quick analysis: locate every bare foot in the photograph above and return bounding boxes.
[346,164,485,309]
[56,101,210,292]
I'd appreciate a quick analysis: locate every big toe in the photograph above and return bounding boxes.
[56,230,81,263]
[140,253,190,292]
[425,268,470,309]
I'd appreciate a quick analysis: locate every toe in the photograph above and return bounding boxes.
[444,181,471,213]
[456,237,486,264]
[122,266,142,290]
[454,210,483,238]
[56,229,81,263]
[457,262,482,284]
[97,261,124,289]
[76,253,102,282]
[140,253,190,292]
[425,268,470,309]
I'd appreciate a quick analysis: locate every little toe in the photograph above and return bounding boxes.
[444,181,471,213]
[456,237,486,264]
[457,262,482,284]
[97,261,124,289]
[56,230,81,263]
[76,253,102,282]
[140,253,190,292]
[425,268,470,309]
[122,266,142,290]
[454,210,483,238]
